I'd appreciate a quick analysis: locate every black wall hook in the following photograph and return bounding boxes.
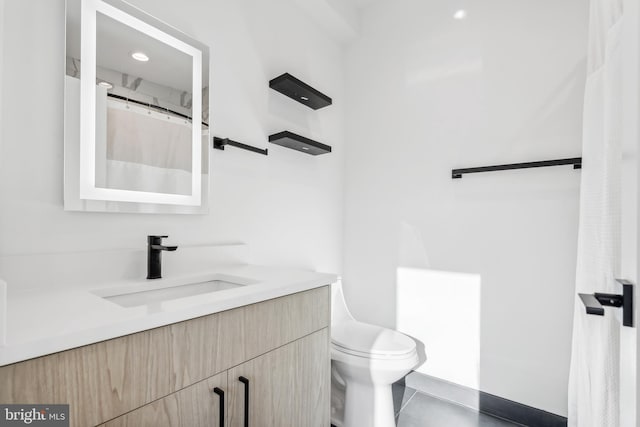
[579,279,634,327]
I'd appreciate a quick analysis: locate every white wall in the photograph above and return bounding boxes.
[0,0,344,274]
[343,0,587,416]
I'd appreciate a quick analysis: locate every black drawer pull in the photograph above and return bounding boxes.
[239,376,250,427]
[213,387,224,427]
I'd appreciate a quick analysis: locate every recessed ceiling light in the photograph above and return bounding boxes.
[131,52,149,62]
[98,81,113,89]
[453,9,467,20]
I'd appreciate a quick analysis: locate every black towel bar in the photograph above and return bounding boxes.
[452,157,582,179]
[213,137,268,155]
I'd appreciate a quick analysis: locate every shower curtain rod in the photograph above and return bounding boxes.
[451,157,582,179]
[107,93,209,128]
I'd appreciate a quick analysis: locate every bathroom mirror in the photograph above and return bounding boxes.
[64,0,210,213]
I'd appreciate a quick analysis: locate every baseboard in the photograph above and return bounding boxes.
[404,372,567,427]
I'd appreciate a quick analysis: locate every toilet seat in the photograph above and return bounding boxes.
[332,343,417,360]
[331,320,416,359]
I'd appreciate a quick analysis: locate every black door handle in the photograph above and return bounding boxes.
[239,376,250,427]
[213,387,224,427]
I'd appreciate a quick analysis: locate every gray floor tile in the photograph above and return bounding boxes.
[397,392,520,427]
[393,383,417,415]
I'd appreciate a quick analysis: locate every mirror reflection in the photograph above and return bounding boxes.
[93,11,194,196]
[64,0,210,213]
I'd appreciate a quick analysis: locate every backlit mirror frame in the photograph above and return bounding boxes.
[74,0,204,206]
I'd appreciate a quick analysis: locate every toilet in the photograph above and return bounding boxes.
[331,282,420,427]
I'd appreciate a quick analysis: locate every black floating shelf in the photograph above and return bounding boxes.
[213,137,268,155]
[269,73,332,110]
[452,157,582,179]
[269,131,331,156]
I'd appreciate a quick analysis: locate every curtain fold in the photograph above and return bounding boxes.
[568,0,623,425]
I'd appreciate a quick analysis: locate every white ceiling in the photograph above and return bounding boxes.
[289,0,385,44]
[344,0,383,10]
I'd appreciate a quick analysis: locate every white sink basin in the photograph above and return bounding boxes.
[93,274,258,308]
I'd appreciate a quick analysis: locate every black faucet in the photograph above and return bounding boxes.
[147,235,178,279]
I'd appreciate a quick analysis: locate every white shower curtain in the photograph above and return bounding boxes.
[101,99,194,195]
[568,0,623,426]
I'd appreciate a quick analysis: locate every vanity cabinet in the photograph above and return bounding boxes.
[100,373,227,427]
[101,329,329,427]
[0,287,330,427]
[227,329,329,427]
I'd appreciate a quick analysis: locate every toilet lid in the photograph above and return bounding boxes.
[331,320,416,357]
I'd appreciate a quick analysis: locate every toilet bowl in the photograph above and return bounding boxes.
[331,283,419,427]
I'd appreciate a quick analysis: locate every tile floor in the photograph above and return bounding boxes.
[393,385,522,427]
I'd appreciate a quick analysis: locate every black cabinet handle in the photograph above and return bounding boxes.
[213,387,224,427]
[239,376,250,427]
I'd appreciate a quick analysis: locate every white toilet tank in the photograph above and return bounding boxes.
[331,280,355,325]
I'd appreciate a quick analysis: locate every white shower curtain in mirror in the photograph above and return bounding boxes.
[103,100,193,196]
[568,0,623,426]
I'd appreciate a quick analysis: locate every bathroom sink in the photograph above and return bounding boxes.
[93,274,257,308]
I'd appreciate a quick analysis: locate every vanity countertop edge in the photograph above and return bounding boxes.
[0,264,336,367]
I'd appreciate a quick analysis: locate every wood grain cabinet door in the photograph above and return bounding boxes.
[100,372,227,427]
[227,328,330,427]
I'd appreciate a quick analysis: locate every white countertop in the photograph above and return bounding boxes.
[0,265,336,367]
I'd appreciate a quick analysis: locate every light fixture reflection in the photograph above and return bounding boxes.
[453,9,467,20]
[131,51,150,62]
